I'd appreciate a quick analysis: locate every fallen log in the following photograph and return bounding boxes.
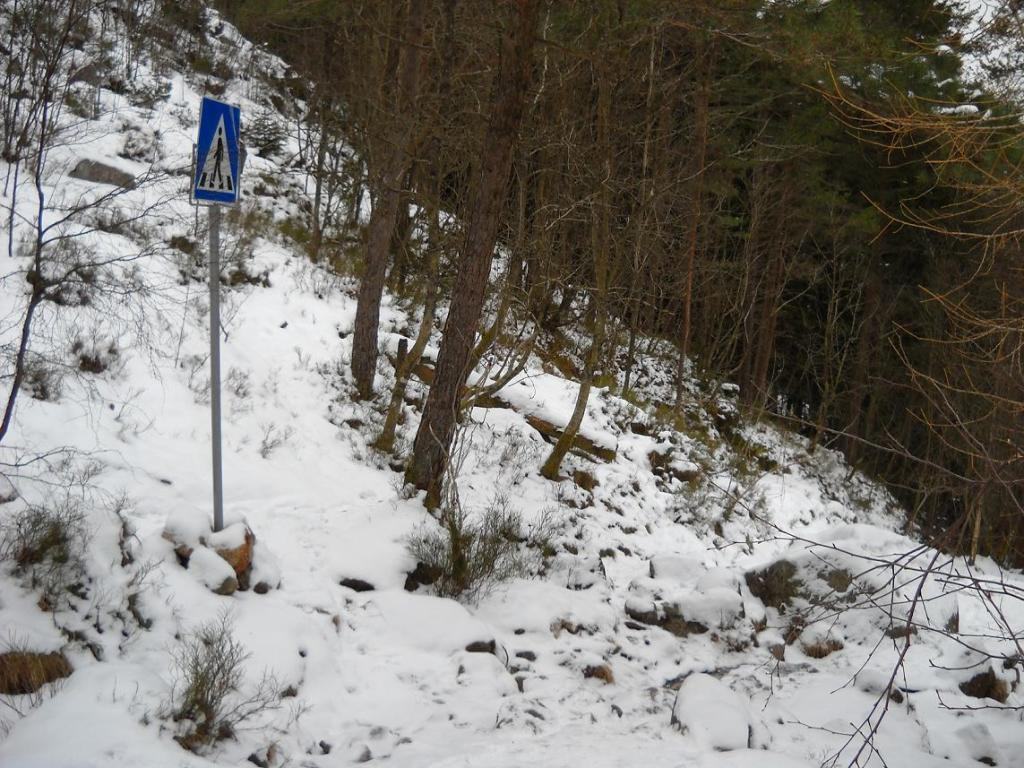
[403,359,616,463]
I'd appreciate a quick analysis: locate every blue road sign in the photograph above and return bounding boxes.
[193,96,241,205]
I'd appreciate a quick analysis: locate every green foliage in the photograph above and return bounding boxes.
[248,107,286,158]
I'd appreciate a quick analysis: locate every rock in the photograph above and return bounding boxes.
[677,588,743,631]
[649,555,703,581]
[572,469,598,492]
[959,668,1009,703]
[671,673,753,751]
[339,577,375,592]
[465,640,497,654]
[69,159,136,190]
[0,651,72,694]
[800,636,843,659]
[213,576,238,595]
[210,523,256,590]
[189,546,239,596]
[624,597,662,627]
[956,722,1000,766]
[161,528,194,566]
[647,448,700,484]
[797,623,845,659]
[404,561,440,592]
[624,597,708,638]
[161,511,207,564]
[516,650,537,662]
[249,539,281,594]
[173,543,193,567]
[745,560,801,609]
[583,664,614,684]
[662,604,709,637]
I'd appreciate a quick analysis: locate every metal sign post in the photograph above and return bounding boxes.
[192,96,242,532]
[208,205,224,532]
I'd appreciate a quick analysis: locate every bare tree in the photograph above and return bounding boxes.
[350,0,429,399]
[406,0,540,507]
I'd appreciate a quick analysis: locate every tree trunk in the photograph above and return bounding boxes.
[676,36,711,407]
[541,304,602,479]
[407,0,540,506]
[310,109,328,260]
[350,0,427,399]
[377,201,441,453]
[542,49,613,480]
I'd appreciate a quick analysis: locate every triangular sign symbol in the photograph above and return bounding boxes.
[197,116,233,193]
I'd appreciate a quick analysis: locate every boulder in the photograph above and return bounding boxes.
[649,556,703,581]
[339,577,375,592]
[189,546,239,596]
[404,561,440,592]
[959,668,1009,703]
[583,664,614,684]
[210,523,255,590]
[0,651,72,694]
[671,673,752,751]
[69,159,136,190]
[744,560,801,609]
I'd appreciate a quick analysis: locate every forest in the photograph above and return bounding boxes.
[216,0,1024,564]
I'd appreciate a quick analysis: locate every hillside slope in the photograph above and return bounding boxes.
[0,7,1022,768]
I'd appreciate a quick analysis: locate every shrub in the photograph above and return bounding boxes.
[406,495,528,603]
[0,500,90,609]
[71,337,119,374]
[23,358,63,402]
[166,613,284,752]
[248,107,286,158]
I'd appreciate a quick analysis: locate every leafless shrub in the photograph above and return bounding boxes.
[258,422,294,459]
[0,499,90,609]
[406,493,529,603]
[165,612,285,753]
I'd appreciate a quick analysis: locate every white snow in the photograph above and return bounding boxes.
[0,5,1022,768]
[672,673,755,751]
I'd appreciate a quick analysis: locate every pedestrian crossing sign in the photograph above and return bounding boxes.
[193,96,241,205]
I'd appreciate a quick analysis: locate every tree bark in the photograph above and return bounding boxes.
[541,31,615,479]
[406,0,540,506]
[676,36,711,407]
[350,0,427,399]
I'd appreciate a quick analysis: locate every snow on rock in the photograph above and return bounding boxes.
[672,673,754,751]
[187,545,238,595]
[363,591,498,656]
[249,538,281,592]
[954,722,1001,766]
[650,554,705,581]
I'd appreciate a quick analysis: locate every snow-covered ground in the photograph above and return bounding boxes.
[1,7,1022,768]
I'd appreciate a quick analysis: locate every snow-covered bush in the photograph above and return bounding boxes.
[0,499,90,608]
